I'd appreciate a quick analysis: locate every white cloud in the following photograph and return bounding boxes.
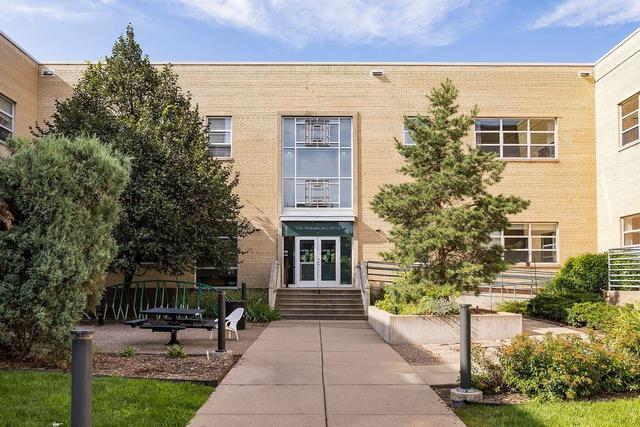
[173,0,493,47]
[0,0,136,22]
[533,0,640,29]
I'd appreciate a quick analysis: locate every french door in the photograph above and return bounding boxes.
[295,236,340,287]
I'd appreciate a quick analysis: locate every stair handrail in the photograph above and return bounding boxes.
[268,260,281,308]
[356,261,371,315]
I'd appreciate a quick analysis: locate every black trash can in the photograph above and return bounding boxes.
[225,299,246,330]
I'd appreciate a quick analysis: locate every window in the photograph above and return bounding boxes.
[207,117,232,158]
[403,118,416,145]
[475,118,556,158]
[0,94,15,143]
[491,223,558,264]
[283,117,352,208]
[620,93,640,147]
[623,214,640,246]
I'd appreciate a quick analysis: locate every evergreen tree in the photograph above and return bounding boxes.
[371,80,529,291]
[0,136,129,361]
[36,26,253,286]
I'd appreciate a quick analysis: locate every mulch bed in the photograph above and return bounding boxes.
[94,353,235,385]
[392,344,447,365]
[1,352,236,386]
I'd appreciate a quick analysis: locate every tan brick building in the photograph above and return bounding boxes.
[2,28,639,289]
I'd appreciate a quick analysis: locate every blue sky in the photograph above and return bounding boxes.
[2,0,640,63]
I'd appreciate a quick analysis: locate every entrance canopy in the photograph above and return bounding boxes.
[282,221,353,237]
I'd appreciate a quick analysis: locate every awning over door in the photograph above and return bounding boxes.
[282,221,353,237]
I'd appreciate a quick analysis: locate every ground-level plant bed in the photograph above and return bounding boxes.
[0,370,213,426]
[368,306,522,344]
[453,396,640,427]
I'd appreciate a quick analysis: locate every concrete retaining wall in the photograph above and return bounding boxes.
[368,306,522,345]
[604,290,640,306]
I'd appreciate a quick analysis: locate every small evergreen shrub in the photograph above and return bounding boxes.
[496,300,528,314]
[375,280,460,315]
[119,346,137,357]
[566,302,619,330]
[526,286,599,322]
[553,253,609,294]
[167,345,186,358]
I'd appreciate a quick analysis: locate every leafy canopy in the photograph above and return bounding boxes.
[37,25,253,279]
[0,136,129,361]
[371,80,528,291]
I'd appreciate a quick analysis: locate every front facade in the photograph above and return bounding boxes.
[2,29,639,289]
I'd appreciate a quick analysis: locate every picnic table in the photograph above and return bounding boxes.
[126,307,211,345]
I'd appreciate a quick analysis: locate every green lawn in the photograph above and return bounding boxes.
[455,397,640,427]
[0,370,213,427]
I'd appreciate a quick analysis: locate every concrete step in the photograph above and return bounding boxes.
[276,303,364,309]
[280,313,368,320]
[278,308,365,315]
[277,291,361,297]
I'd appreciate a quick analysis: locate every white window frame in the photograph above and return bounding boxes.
[403,118,416,145]
[619,93,640,148]
[283,117,353,209]
[492,223,559,265]
[622,213,640,247]
[475,118,557,159]
[207,116,232,158]
[0,94,15,144]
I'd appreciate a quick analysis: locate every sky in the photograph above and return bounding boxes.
[1,0,640,63]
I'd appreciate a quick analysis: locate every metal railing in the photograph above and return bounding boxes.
[609,246,640,290]
[364,260,554,296]
[355,261,371,314]
[104,280,229,320]
[268,260,281,308]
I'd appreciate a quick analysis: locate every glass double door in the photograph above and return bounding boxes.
[295,236,340,287]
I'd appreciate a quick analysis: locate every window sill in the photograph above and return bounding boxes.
[212,157,233,161]
[619,139,640,152]
[511,263,560,267]
[501,158,559,163]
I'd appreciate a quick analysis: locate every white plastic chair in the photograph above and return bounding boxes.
[210,308,245,341]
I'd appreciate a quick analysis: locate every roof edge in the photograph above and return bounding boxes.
[41,60,595,67]
[0,30,39,64]
[596,26,640,65]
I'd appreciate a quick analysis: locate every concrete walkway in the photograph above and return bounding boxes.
[189,320,464,427]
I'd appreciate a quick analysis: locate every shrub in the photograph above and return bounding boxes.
[496,300,528,314]
[526,288,599,322]
[375,278,460,315]
[0,136,129,363]
[201,289,280,322]
[119,346,136,357]
[499,334,620,400]
[246,295,281,322]
[606,305,640,355]
[566,302,619,330]
[471,345,507,395]
[167,345,186,358]
[553,253,609,294]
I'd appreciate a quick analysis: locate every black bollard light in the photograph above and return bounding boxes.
[216,290,226,352]
[241,282,247,301]
[460,304,472,390]
[71,328,94,427]
[450,304,483,404]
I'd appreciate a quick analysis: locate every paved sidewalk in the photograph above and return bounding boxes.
[189,320,464,427]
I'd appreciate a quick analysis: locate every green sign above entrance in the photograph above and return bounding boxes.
[282,221,353,237]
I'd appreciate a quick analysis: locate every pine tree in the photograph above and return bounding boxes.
[371,80,529,291]
[36,26,253,286]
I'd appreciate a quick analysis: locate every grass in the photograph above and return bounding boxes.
[0,370,213,427]
[455,397,640,427]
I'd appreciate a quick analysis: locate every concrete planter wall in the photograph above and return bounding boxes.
[368,306,522,345]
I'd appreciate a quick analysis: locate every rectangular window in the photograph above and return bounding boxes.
[0,94,15,143]
[491,223,558,264]
[475,118,557,159]
[620,93,640,147]
[403,118,416,145]
[207,116,232,158]
[623,214,640,246]
[283,117,352,209]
